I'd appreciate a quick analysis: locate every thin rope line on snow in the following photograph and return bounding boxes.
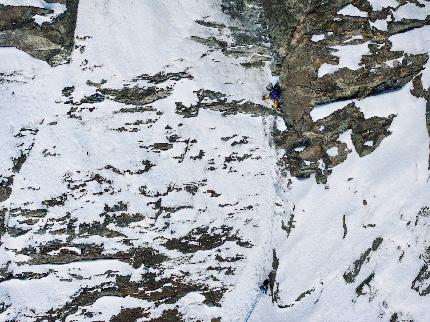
[244,290,263,322]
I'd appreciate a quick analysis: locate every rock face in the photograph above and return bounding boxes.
[0,0,79,65]
[263,0,430,181]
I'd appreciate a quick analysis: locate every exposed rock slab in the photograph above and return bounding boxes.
[0,0,79,65]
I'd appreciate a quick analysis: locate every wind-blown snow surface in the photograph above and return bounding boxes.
[1,0,430,321]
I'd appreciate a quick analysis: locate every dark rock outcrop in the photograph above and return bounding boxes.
[0,0,79,65]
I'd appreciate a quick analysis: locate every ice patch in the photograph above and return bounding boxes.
[338,129,354,151]
[389,25,430,55]
[370,19,389,31]
[389,25,430,87]
[326,147,339,157]
[367,0,398,11]
[337,4,368,18]
[318,42,370,77]
[311,34,326,42]
[65,296,148,322]
[385,57,404,68]
[364,141,374,147]
[311,100,354,121]
[276,116,287,131]
[180,292,206,305]
[393,2,430,21]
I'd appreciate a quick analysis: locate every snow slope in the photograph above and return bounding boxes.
[0,0,288,321]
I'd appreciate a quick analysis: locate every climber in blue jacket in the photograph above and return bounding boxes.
[259,279,269,294]
[263,82,282,110]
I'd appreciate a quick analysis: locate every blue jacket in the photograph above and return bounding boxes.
[269,83,281,100]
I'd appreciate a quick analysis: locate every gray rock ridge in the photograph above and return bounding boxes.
[0,0,79,66]
[262,0,430,181]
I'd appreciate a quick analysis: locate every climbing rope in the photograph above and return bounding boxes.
[244,290,264,322]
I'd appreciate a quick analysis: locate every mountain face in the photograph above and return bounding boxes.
[0,0,429,321]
